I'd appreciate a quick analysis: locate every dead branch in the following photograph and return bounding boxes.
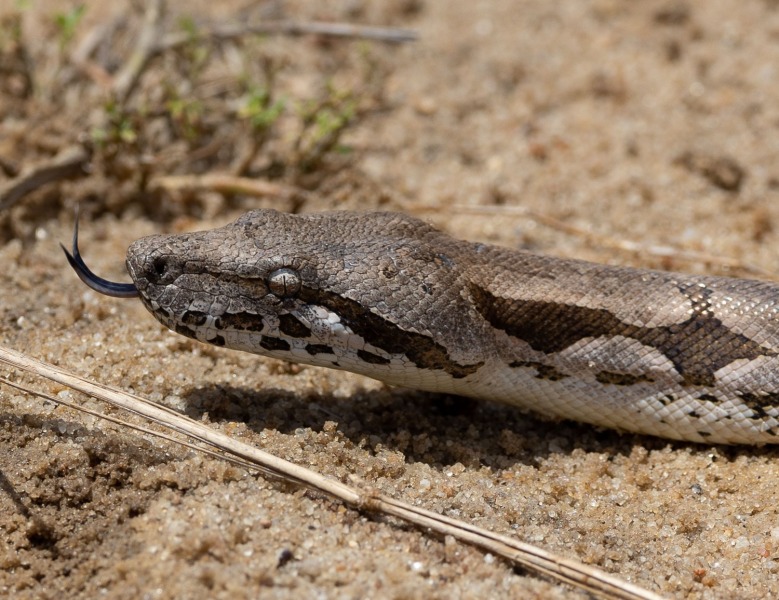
[0,344,666,600]
[410,204,774,279]
[111,0,164,101]
[0,145,91,212]
[156,19,418,52]
[148,173,301,200]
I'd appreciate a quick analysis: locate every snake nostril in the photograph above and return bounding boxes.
[150,255,168,280]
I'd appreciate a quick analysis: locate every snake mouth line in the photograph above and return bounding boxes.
[61,209,139,299]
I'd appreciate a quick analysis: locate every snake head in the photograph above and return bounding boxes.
[122,209,485,382]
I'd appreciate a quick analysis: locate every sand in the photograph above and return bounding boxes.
[2,1,779,598]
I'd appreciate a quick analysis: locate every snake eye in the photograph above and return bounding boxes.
[267,267,301,298]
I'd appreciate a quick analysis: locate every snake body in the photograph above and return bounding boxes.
[65,209,779,444]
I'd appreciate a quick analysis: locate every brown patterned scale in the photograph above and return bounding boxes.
[63,209,779,444]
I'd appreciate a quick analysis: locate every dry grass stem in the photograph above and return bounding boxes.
[0,345,665,600]
[0,145,90,212]
[417,204,774,278]
[156,20,418,51]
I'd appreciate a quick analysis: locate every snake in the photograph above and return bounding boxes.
[61,209,779,445]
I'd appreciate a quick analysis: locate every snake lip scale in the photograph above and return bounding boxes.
[63,209,779,445]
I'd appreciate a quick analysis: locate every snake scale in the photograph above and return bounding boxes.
[63,209,779,445]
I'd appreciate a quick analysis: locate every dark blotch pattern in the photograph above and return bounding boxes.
[299,287,483,379]
[216,311,266,332]
[173,322,197,341]
[260,336,291,352]
[698,394,719,403]
[356,349,391,365]
[738,392,779,420]
[595,371,654,386]
[472,283,774,388]
[209,334,226,347]
[278,313,312,338]
[509,360,568,381]
[306,344,334,356]
[181,310,208,327]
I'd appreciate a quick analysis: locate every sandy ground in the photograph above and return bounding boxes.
[2,1,779,598]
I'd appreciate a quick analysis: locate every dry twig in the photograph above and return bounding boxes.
[411,204,774,278]
[0,145,91,212]
[148,173,301,200]
[157,19,417,52]
[0,345,665,600]
[111,0,164,101]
